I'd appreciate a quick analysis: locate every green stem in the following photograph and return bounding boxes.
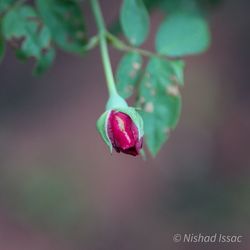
[90,0,117,96]
[107,32,175,61]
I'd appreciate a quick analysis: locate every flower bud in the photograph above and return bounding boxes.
[97,107,144,156]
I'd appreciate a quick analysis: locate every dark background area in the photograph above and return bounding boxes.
[0,0,249,249]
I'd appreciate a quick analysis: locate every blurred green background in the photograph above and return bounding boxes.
[0,0,249,249]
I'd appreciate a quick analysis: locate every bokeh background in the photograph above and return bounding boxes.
[0,0,250,249]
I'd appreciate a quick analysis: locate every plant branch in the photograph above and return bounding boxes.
[107,32,174,61]
[90,0,117,96]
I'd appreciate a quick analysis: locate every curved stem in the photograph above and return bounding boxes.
[107,32,176,61]
[90,0,117,96]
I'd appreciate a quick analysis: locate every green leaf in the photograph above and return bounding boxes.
[33,47,55,75]
[159,0,198,13]
[116,52,143,99]
[0,31,5,62]
[2,5,54,72]
[36,0,87,53]
[156,12,210,57]
[0,0,15,14]
[143,0,162,10]
[138,58,183,156]
[120,0,150,46]
[169,60,185,86]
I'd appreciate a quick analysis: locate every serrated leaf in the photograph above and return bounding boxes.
[36,0,87,53]
[138,58,183,156]
[116,52,143,99]
[120,0,150,46]
[2,5,54,72]
[156,12,210,57]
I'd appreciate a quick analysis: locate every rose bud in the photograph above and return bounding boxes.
[97,107,144,156]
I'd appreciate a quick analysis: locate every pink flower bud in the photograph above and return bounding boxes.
[107,111,143,156]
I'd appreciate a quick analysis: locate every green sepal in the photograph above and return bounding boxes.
[115,106,144,139]
[105,93,128,110]
[96,110,113,153]
[140,148,146,160]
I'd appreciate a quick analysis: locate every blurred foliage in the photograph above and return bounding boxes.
[0,0,222,156]
[0,0,86,74]
[36,0,87,53]
[113,0,218,156]
[2,5,54,74]
[120,0,150,46]
[155,12,210,56]
[137,58,184,156]
[0,31,5,61]
[116,52,143,99]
